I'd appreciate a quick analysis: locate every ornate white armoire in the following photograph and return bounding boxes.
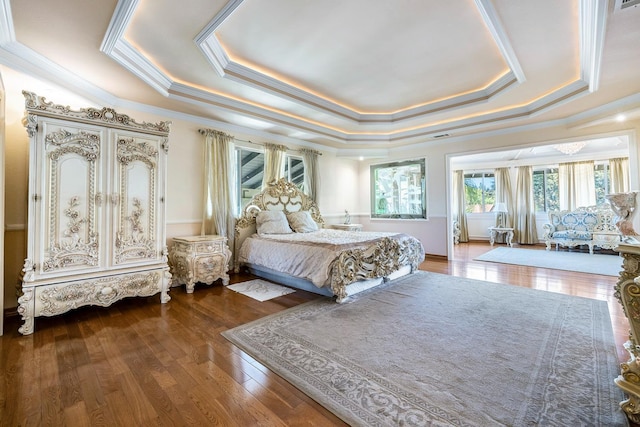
[18,91,172,335]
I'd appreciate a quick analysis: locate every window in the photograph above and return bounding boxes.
[533,162,611,212]
[235,147,305,212]
[284,155,304,190]
[594,162,610,205]
[533,168,559,212]
[371,158,426,219]
[236,147,264,212]
[464,172,495,213]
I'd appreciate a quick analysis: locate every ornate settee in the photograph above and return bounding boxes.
[542,205,621,254]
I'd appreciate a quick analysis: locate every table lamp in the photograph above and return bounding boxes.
[493,202,508,227]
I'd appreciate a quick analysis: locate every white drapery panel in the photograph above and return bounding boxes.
[300,148,320,203]
[453,170,469,242]
[559,161,595,210]
[515,166,538,244]
[262,143,287,188]
[610,157,630,194]
[200,129,236,255]
[494,167,514,228]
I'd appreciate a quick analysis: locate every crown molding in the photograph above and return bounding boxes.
[0,0,14,45]
[474,0,526,83]
[193,0,245,44]
[100,0,139,53]
[109,38,172,96]
[0,42,119,106]
[580,0,608,92]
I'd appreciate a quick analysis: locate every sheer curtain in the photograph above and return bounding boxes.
[200,129,236,255]
[494,167,514,228]
[610,157,629,194]
[453,170,469,242]
[262,143,287,188]
[559,161,595,210]
[300,148,320,203]
[515,166,538,244]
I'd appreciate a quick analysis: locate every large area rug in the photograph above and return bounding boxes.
[222,271,627,426]
[474,246,622,276]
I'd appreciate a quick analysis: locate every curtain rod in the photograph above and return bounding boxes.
[235,138,322,155]
[198,128,322,155]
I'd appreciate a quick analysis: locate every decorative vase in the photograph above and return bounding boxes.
[606,191,639,243]
[344,210,351,225]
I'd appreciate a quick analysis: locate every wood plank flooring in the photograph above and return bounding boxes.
[0,242,632,426]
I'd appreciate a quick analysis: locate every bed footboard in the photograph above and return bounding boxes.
[330,236,424,302]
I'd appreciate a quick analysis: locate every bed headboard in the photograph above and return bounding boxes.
[234,178,324,270]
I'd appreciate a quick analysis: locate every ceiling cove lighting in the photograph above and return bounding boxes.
[552,141,586,155]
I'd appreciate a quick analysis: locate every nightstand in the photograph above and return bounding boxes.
[331,223,363,231]
[169,235,231,293]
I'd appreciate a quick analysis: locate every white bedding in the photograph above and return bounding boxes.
[238,229,405,288]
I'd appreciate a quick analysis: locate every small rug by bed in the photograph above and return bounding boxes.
[222,271,626,426]
[225,279,295,301]
[474,246,622,276]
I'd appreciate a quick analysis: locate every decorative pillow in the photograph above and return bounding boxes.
[256,210,292,235]
[287,210,319,233]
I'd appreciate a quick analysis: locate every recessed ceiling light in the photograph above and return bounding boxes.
[616,114,626,122]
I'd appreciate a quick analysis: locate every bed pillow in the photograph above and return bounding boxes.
[287,210,319,233]
[256,210,292,235]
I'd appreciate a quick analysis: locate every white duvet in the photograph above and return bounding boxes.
[238,229,401,287]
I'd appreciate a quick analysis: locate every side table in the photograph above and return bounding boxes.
[593,231,621,250]
[169,235,231,293]
[488,227,514,247]
[331,223,363,231]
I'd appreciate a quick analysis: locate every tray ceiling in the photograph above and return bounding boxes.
[1,0,639,151]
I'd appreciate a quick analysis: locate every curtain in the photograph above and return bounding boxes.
[515,166,538,244]
[559,161,595,210]
[200,129,236,256]
[262,143,287,188]
[300,148,320,203]
[610,157,629,194]
[494,167,514,228]
[453,170,469,242]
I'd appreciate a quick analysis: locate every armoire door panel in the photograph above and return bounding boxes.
[112,132,163,266]
[37,122,104,276]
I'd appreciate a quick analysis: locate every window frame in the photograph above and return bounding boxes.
[234,146,306,213]
[463,171,496,214]
[370,158,427,220]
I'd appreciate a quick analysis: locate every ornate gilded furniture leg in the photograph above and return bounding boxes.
[614,243,640,423]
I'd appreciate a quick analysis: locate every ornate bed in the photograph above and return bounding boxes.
[234,179,425,302]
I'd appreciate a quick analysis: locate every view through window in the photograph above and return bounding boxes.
[371,158,426,219]
[235,147,305,212]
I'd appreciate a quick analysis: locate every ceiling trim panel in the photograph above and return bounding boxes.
[580,0,608,92]
[195,0,524,123]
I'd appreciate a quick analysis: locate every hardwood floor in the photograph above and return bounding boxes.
[0,242,631,426]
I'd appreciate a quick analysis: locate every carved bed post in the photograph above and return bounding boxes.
[614,243,640,423]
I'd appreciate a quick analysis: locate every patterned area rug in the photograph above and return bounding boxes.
[225,279,295,302]
[474,246,622,276]
[222,271,627,426]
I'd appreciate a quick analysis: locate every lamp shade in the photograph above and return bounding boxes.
[493,202,508,213]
